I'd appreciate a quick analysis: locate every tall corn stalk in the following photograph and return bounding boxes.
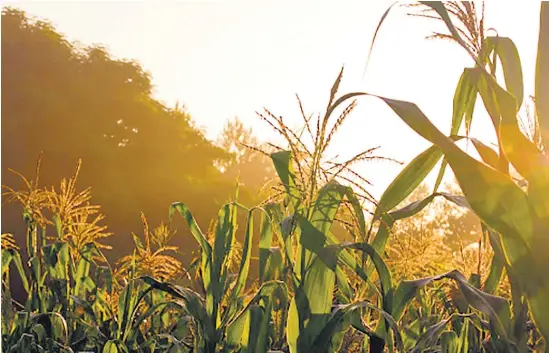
[328,1,549,351]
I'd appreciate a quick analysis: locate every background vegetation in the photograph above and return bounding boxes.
[1,6,274,261]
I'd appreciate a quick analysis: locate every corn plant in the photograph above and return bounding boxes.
[1,160,187,352]
[139,197,288,353]
[324,1,549,351]
[115,212,184,282]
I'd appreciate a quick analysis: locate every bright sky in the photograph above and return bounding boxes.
[5,0,542,198]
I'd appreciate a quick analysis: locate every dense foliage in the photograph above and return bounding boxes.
[1,7,273,263]
[2,1,549,353]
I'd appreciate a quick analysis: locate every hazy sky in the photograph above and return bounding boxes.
[5,0,542,197]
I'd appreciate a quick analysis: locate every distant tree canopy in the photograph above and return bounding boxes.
[216,117,275,193]
[1,8,271,261]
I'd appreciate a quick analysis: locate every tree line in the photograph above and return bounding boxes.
[1,7,274,262]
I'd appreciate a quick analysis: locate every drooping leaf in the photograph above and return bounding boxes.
[395,270,513,342]
[2,249,29,293]
[411,317,453,353]
[483,36,524,109]
[141,276,216,342]
[310,301,403,353]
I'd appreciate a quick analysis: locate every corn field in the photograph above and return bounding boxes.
[2,2,549,352]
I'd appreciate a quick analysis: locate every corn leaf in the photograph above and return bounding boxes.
[312,302,403,353]
[470,138,499,169]
[536,2,549,148]
[440,330,459,353]
[103,340,119,353]
[374,145,443,220]
[392,270,513,347]
[483,36,524,109]
[169,202,214,319]
[271,151,301,209]
[453,68,478,136]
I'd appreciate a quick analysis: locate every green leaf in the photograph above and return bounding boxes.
[411,317,453,353]
[117,280,138,340]
[536,2,549,148]
[310,301,403,353]
[310,180,347,236]
[485,74,549,220]
[42,241,70,280]
[483,228,505,295]
[131,233,145,252]
[452,68,478,136]
[287,180,353,353]
[483,36,524,109]
[470,138,499,169]
[343,186,367,240]
[232,208,262,299]
[74,244,96,298]
[374,145,443,220]
[2,249,29,293]
[103,340,120,353]
[251,303,272,353]
[1,248,13,278]
[440,330,459,353]
[335,267,353,302]
[169,202,212,257]
[141,276,216,342]
[334,90,548,306]
[132,300,184,332]
[228,280,287,325]
[169,202,214,319]
[212,203,236,317]
[433,159,448,193]
[329,242,393,313]
[227,280,286,352]
[32,312,69,345]
[287,227,336,353]
[271,151,302,209]
[259,204,275,283]
[303,180,348,271]
[263,247,283,282]
[226,308,250,349]
[376,93,549,341]
[392,270,513,347]
[71,295,99,327]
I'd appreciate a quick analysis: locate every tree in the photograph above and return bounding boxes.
[216,117,275,194]
[1,7,245,263]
